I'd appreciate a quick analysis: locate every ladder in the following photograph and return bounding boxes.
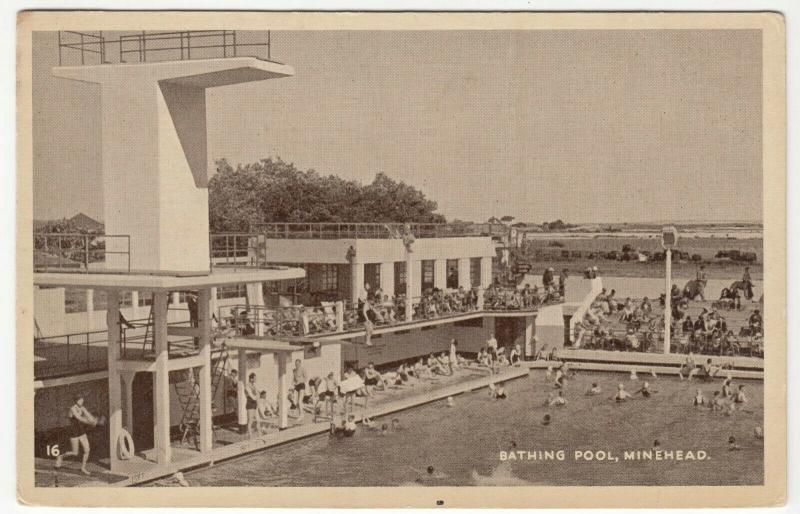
[140,295,155,355]
[173,345,230,449]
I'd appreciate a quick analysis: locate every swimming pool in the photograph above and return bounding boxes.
[153,370,763,487]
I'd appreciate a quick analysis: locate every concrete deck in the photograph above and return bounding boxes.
[35,365,530,487]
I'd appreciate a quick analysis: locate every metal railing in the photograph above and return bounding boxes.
[33,233,130,273]
[219,286,561,338]
[255,222,508,240]
[57,30,274,66]
[209,232,268,268]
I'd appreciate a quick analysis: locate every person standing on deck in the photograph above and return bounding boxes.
[449,339,459,373]
[696,265,708,300]
[487,334,498,368]
[358,283,373,346]
[245,373,259,437]
[742,266,754,299]
[292,359,308,421]
[558,268,568,298]
[55,394,103,475]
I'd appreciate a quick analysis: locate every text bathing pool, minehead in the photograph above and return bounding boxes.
[499,449,710,462]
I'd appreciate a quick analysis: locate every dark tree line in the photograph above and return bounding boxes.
[208,158,446,232]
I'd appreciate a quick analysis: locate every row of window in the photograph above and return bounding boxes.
[366,258,483,295]
[63,286,249,313]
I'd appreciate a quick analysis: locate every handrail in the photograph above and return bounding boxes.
[57,30,274,66]
[253,222,509,240]
[33,233,131,274]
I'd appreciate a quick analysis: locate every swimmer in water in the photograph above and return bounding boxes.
[711,391,726,411]
[728,436,741,451]
[635,381,656,398]
[548,390,567,407]
[653,439,661,451]
[494,383,508,399]
[343,415,357,436]
[613,383,632,402]
[391,418,402,431]
[734,384,748,404]
[542,414,551,426]
[586,382,602,395]
[721,378,733,399]
[692,389,707,407]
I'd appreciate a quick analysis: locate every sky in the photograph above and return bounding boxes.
[32,29,763,224]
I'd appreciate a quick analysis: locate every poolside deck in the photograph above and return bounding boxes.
[35,364,530,487]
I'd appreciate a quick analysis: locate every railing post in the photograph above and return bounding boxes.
[84,235,89,272]
[86,332,90,371]
[335,301,344,332]
[65,334,71,366]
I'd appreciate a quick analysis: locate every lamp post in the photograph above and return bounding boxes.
[661,226,679,354]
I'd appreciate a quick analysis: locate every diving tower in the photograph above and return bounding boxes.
[37,31,302,475]
[52,33,294,274]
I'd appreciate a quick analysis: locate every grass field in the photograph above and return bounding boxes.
[166,370,763,487]
[516,236,763,280]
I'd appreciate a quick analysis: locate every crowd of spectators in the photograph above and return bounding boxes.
[573,288,763,357]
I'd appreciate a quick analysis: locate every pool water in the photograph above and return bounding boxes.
[155,370,763,487]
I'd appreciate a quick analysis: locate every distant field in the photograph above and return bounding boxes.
[515,236,763,280]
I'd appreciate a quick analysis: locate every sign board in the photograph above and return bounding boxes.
[661,226,679,249]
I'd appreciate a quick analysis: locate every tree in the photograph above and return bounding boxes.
[208,158,445,231]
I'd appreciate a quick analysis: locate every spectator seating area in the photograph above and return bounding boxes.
[572,292,763,357]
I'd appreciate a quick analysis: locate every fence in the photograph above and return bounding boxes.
[34,233,130,273]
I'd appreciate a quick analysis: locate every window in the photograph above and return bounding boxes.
[217,284,247,299]
[320,264,339,292]
[421,260,435,292]
[90,290,132,311]
[394,262,406,296]
[470,257,482,288]
[64,289,88,313]
[119,292,133,308]
[446,259,459,289]
[137,291,153,307]
[364,263,381,291]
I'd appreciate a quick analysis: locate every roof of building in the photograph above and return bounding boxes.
[33,266,305,291]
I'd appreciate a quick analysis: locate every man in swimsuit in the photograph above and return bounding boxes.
[292,359,307,421]
[55,395,101,475]
[318,372,339,421]
[245,373,260,436]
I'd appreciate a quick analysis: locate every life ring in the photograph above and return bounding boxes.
[117,429,134,460]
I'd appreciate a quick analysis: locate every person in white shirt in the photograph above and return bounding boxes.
[449,339,459,373]
[486,334,498,364]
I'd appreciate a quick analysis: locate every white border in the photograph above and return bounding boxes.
[2,1,796,513]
